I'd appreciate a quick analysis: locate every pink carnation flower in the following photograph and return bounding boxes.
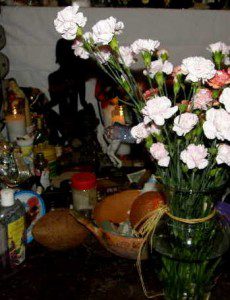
[150,142,170,167]
[208,70,230,89]
[180,144,209,170]
[216,144,230,166]
[192,89,213,110]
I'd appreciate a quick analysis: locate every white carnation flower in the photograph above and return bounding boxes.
[54,3,87,40]
[181,57,216,83]
[95,46,111,63]
[131,39,160,55]
[173,113,199,136]
[115,21,124,35]
[92,16,124,45]
[219,87,230,113]
[72,40,89,59]
[224,56,230,66]
[83,31,93,42]
[141,96,178,126]
[131,122,160,144]
[148,59,173,78]
[162,60,173,75]
[203,108,230,141]
[207,42,229,55]
[180,144,208,170]
[119,46,135,67]
[216,144,230,166]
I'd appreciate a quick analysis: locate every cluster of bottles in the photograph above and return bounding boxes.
[0,189,26,274]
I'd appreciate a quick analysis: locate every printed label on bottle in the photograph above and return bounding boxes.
[73,193,92,211]
[7,217,25,266]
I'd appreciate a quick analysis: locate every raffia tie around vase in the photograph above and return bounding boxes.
[135,205,217,299]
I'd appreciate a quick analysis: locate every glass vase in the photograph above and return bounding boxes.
[150,186,230,300]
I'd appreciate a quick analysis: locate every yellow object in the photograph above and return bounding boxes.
[8,216,26,265]
[33,145,57,162]
[111,105,125,125]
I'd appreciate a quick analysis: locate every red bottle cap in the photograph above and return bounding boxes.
[71,172,96,191]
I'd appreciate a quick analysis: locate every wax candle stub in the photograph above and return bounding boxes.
[5,114,26,142]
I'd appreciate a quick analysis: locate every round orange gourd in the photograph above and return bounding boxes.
[129,191,165,228]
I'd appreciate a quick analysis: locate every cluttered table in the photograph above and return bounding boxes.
[0,166,229,300]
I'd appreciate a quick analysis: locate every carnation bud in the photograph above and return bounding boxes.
[213,52,224,70]
[160,52,168,62]
[77,27,83,37]
[173,81,180,96]
[110,37,119,51]
[155,72,164,88]
[142,51,152,67]
[212,90,220,99]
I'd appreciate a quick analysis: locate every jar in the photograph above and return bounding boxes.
[71,172,97,218]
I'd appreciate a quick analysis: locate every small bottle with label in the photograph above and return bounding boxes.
[0,189,26,268]
[34,152,50,192]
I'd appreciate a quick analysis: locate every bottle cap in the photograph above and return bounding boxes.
[71,172,96,191]
[1,189,15,207]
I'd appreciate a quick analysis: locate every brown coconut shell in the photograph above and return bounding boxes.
[93,190,140,225]
[129,191,165,228]
[32,208,88,251]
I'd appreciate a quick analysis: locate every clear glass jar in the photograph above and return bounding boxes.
[71,172,97,218]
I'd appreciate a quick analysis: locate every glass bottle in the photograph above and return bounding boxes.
[33,116,48,148]
[71,172,97,219]
[0,189,26,268]
[34,153,50,191]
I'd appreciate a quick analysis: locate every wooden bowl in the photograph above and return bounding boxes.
[73,190,148,260]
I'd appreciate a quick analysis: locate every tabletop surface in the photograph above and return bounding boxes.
[0,237,229,300]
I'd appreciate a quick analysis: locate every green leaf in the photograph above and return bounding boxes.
[153,133,164,143]
[193,125,203,137]
[209,147,218,155]
[181,164,188,173]
[209,168,219,177]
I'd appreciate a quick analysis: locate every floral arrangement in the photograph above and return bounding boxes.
[54,3,230,194]
[54,4,230,299]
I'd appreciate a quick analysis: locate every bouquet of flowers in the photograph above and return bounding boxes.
[54,4,230,299]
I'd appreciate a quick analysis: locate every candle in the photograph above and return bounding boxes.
[5,114,26,142]
[111,106,125,125]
